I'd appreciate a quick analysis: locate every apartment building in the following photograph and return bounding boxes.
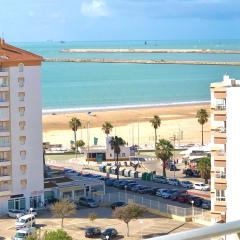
[0,39,44,214]
[211,75,240,225]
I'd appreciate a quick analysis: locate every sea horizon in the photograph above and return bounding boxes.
[15,40,240,111]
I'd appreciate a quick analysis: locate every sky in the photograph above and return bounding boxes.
[0,0,240,42]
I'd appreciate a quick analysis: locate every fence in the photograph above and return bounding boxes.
[97,191,206,217]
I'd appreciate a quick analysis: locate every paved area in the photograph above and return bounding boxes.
[0,207,202,240]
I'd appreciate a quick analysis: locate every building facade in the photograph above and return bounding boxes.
[211,75,240,227]
[0,39,44,214]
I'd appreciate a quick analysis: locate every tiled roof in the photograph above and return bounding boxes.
[0,38,43,65]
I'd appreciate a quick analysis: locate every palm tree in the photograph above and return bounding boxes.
[102,121,113,137]
[197,157,211,184]
[69,117,81,158]
[109,136,125,180]
[156,139,174,177]
[150,115,161,149]
[196,109,209,146]
[76,140,85,157]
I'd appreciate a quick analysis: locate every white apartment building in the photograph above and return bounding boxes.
[0,39,44,214]
[211,75,240,229]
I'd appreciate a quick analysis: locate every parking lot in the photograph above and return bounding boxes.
[0,206,202,240]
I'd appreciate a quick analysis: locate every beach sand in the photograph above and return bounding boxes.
[42,103,211,148]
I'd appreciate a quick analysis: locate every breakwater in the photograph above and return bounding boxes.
[61,48,240,54]
[44,58,240,66]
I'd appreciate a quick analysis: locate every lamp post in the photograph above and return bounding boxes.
[125,185,127,203]
[191,200,194,220]
[29,207,33,227]
[139,220,143,239]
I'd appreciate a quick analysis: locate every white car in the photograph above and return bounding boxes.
[13,227,36,240]
[8,210,25,218]
[180,181,193,189]
[194,183,210,191]
[15,214,36,230]
[155,189,168,197]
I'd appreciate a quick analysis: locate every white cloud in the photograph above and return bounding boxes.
[81,0,109,17]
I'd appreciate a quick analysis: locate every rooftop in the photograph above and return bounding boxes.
[211,74,240,88]
[0,38,43,66]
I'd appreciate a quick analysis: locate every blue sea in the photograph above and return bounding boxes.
[15,40,240,112]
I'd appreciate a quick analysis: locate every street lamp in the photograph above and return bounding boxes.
[191,200,194,220]
[139,220,143,239]
[125,185,127,203]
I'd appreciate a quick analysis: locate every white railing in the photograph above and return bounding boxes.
[147,219,240,240]
[215,105,226,111]
[0,68,8,73]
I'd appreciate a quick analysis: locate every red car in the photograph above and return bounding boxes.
[176,194,189,203]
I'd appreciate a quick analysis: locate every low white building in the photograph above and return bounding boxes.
[86,136,131,162]
[0,39,44,214]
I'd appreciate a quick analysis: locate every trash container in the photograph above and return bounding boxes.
[142,172,147,180]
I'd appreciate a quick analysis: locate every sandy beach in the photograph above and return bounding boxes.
[42,103,211,148]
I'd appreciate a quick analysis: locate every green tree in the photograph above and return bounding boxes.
[156,139,174,178]
[113,204,146,237]
[102,121,113,137]
[109,136,125,180]
[150,115,161,149]
[196,109,209,146]
[27,229,72,240]
[75,140,85,156]
[69,117,81,158]
[50,199,76,228]
[197,157,211,184]
[88,212,97,225]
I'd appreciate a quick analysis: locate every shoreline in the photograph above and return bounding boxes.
[42,100,210,115]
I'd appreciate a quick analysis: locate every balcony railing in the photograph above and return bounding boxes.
[216,196,226,202]
[0,127,9,132]
[148,219,240,240]
[0,143,10,148]
[215,172,226,179]
[0,68,8,73]
[0,186,11,192]
[0,83,8,88]
[213,127,226,133]
[215,105,226,111]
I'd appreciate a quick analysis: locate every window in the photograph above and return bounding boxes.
[19,121,25,130]
[20,179,27,189]
[18,77,24,88]
[8,198,26,210]
[0,92,9,102]
[29,196,42,208]
[19,136,26,145]
[0,152,9,161]
[0,136,10,147]
[19,107,25,117]
[0,77,8,87]
[0,121,9,132]
[216,189,226,201]
[20,165,27,175]
[18,63,24,73]
[18,92,25,101]
[122,153,126,157]
[20,151,26,161]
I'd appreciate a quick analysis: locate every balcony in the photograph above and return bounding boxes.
[0,185,11,196]
[0,108,9,120]
[214,201,226,212]
[0,174,11,181]
[213,106,226,122]
[0,127,10,137]
[214,88,226,99]
[148,220,240,240]
[214,132,226,144]
[0,98,9,107]
[0,159,11,167]
[0,142,10,151]
[0,68,8,77]
[0,83,9,91]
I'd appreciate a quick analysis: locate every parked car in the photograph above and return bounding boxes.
[101,228,118,240]
[153,176,168,184]
[156,189,168,197]
[149,187,160,195]
[15,214,36,230]
[105,179,116,186]
[125,183,138,190]
[8,210,25,218]
[85,227,102,238]
[175,194,189,203]
[180,181,193,189]
[162,190,178,199]
[201,200,211,210]
[186,195,203,207]
[13,227,36,240]
[137,187,153,194]
[111,201,127,210]
[78,197,99,208]
[168,178,180,186]
[194,183,210,191]
[130,185,142,192]
[170,190,186,200]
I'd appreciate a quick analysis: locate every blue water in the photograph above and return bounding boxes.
[15,40,240,111]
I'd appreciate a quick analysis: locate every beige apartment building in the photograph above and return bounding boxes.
[211,75,240,226]
[0,39,44,214]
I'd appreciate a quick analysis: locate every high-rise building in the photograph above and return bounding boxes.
[211,74,240,225]
[0,39,44,214]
